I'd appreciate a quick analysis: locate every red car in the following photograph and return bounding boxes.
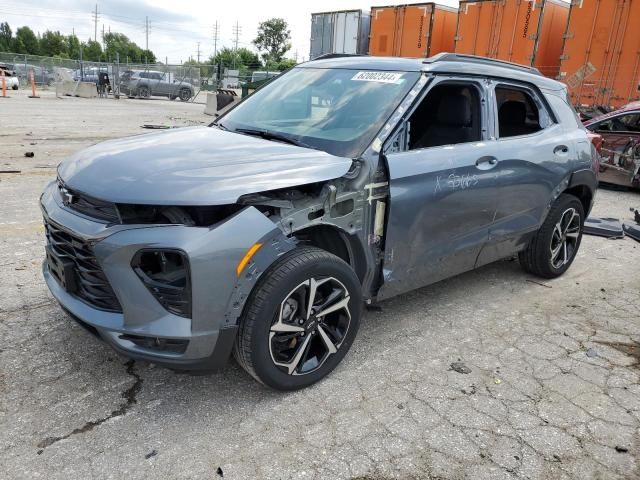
[584,102,640,188]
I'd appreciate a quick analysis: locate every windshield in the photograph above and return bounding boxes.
[217,67,420,158]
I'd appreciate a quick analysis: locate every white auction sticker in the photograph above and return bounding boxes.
[351,71,404,84]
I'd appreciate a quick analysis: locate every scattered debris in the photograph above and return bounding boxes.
[0,170,21,174]
[450,361,472,374]
[461,385,476,395]
[586,348,598,358]
[145,449,158,459]
[584,217,625,238]
[615,446,629,453]
[494,378,502,384]
[24,151,34,157]
[526,279,553,288]
[623,224,640,243]
[141,124,172,129]
[216,467,224,477]
[397,403,404,410]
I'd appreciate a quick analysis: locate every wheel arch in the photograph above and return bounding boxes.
[564,168,598,216]
[293,225,367,284]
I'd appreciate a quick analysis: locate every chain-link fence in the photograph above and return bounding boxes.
[0,51,283,102]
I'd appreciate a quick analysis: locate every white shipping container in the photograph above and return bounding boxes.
[310,10,371,60]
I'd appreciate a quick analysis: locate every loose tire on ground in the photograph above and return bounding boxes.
[234,246,362,390]
[519,193,585,279]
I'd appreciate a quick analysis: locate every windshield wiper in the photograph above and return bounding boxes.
[234,128,316,150]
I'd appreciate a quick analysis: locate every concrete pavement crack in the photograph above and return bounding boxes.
[36,360,143,451]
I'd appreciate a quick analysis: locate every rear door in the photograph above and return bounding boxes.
[379,77,499,299]
[476,81,570,266]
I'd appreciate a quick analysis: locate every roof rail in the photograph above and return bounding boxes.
[424,53,542,76]
[311,53,366,61]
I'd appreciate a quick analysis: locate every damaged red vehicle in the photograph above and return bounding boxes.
[584,102,640,188]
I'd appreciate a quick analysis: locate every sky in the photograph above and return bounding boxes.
[0,0,459,64]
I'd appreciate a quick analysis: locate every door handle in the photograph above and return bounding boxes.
[475,156,499,170]
[554,145,569,155]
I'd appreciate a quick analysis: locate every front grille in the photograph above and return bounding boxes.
[44,219,122,312]
[57,179,120,224]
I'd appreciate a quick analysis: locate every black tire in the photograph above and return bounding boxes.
[178,88,191,101]
[12,85,18,90]
[519,194,585,279]
[234,247,362,390]
[138,86,150,99]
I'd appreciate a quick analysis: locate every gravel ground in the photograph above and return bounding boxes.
[1,88,639,480]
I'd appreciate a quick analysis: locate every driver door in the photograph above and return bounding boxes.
[378,79,499,300]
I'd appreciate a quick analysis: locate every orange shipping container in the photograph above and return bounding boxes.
[559,0,640,108]
[369,3,458,58]
[454,0,569,78]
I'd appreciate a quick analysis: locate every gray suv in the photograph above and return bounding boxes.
[121,70,194,101]
[41,54,597,390]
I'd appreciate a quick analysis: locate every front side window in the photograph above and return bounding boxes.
[406,82,483,150]
[496,86,543,138]
[218,67,420,158]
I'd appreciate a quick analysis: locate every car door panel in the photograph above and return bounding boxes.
[476,86,571,266]
[378,141,499,300]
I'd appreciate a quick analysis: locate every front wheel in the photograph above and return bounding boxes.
[519,194,585,279]
[234,247,362,390]
[137,86,150,99]
[178,88,191,101]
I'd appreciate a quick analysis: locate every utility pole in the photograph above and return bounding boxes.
[92,4,99,42]
[196,42,201,63]
[102,24,105,50]
[232,21,241,70]
[145,16,149,51]
[212,21,219,59]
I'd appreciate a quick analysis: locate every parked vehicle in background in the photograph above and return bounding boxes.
[559,0,640,109]
[41,53,597,390]
[584,102,640,188]
[0,64,19,90]
[120,70,194,101]
[250,71,279,83]
[310,10,371,59]
[455,0,569,78]
[369,3,457,58]
[9,63,55,85]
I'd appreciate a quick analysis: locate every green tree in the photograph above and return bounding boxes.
[14,26,39,54]
[0,22,12,52]
[103,32,155,63]
[253,18,291,67]
[82,39,103,61]
[277,58,297,71]
[66,34,81,59]
[208,47,261,76]
[39,30,67,57]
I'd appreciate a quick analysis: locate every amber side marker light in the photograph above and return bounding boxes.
[236,243,263,276]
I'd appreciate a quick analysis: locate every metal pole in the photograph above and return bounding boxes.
[94,4,98,42]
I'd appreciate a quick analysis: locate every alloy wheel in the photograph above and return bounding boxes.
[269,277,351,376]
[550,207,581,269]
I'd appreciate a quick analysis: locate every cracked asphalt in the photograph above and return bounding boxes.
[1,89,639,479]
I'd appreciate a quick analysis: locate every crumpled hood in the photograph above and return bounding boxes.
[58,126,353,205]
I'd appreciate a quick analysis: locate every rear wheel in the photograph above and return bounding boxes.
[519,194,584,278]
[234,247,362,390]
[137,86,150,99]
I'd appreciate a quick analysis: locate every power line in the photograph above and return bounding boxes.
[145,16,149,51]
[232,20,241,70]
[212,21,219,59]
[92,4,99,42]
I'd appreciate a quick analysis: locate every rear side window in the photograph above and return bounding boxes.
[594,113,640,133]
[496,86,544,138]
